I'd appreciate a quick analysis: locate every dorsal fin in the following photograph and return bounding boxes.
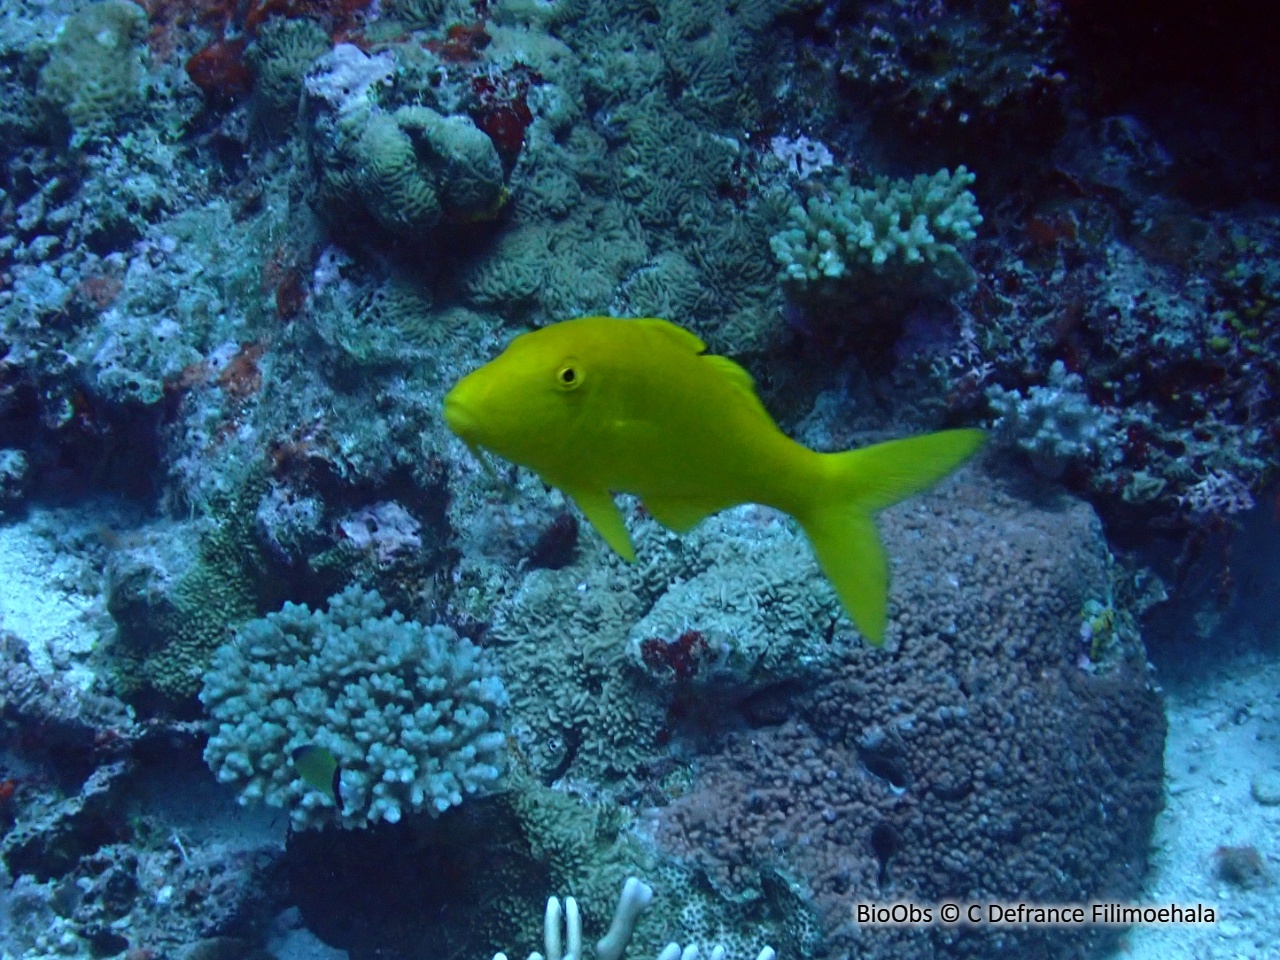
[702,354,774,424]
[633,317,706,354]
[633,317,769,417]
[702,354,756,396]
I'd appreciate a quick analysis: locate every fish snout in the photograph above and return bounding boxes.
[443,386,477,440]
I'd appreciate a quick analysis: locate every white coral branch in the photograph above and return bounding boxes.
[493,877,776,960]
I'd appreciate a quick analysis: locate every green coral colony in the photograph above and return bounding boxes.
[201,586,507,831]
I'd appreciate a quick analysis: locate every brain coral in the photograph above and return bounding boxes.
[656,472,1164,960]
[201,586,508,830]
[396,106,507,219]
[354,111,444,238]
[303,49,507,241]
[37,0,148,139]
[248,17,331,125]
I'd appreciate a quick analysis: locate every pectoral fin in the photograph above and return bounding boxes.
[462,441,515,498]
[642,497,713,534]
[570,488,636,561]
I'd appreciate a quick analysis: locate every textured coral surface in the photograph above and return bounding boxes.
[659,473,1165,960]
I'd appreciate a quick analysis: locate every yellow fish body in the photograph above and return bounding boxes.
[443,316,983,644]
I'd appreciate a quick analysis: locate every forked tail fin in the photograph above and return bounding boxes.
[797,429,985,645]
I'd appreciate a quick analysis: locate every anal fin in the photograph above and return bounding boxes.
[642,497,713,534]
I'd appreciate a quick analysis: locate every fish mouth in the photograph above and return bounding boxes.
[443,391,502,483]
[443,390,478,441]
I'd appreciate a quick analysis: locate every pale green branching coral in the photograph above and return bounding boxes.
[201,586,508,830]
[770,166,982,290]
[987,360,1121,479]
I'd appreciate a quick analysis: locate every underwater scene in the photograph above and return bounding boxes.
[1,0,1278,958]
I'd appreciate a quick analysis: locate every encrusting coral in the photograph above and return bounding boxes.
[36,0,148,141]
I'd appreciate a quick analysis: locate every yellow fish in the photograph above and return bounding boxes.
[292,743,342,809]
[443,316,983,645]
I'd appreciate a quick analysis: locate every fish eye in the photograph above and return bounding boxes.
[556,364,581,389]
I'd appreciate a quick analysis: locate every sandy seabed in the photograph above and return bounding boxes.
[1118,649,1280,960]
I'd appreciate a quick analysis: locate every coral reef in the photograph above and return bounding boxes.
[1,592,284,960]
[830,0,1068,164]
[935,164,1280,530]
[2,826,287,960]
[448,452,1165,952]
[5,0,1278,957]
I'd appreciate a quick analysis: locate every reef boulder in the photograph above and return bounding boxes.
[657,470,1165,960]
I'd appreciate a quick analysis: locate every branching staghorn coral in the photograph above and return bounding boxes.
[771,166,982,295]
